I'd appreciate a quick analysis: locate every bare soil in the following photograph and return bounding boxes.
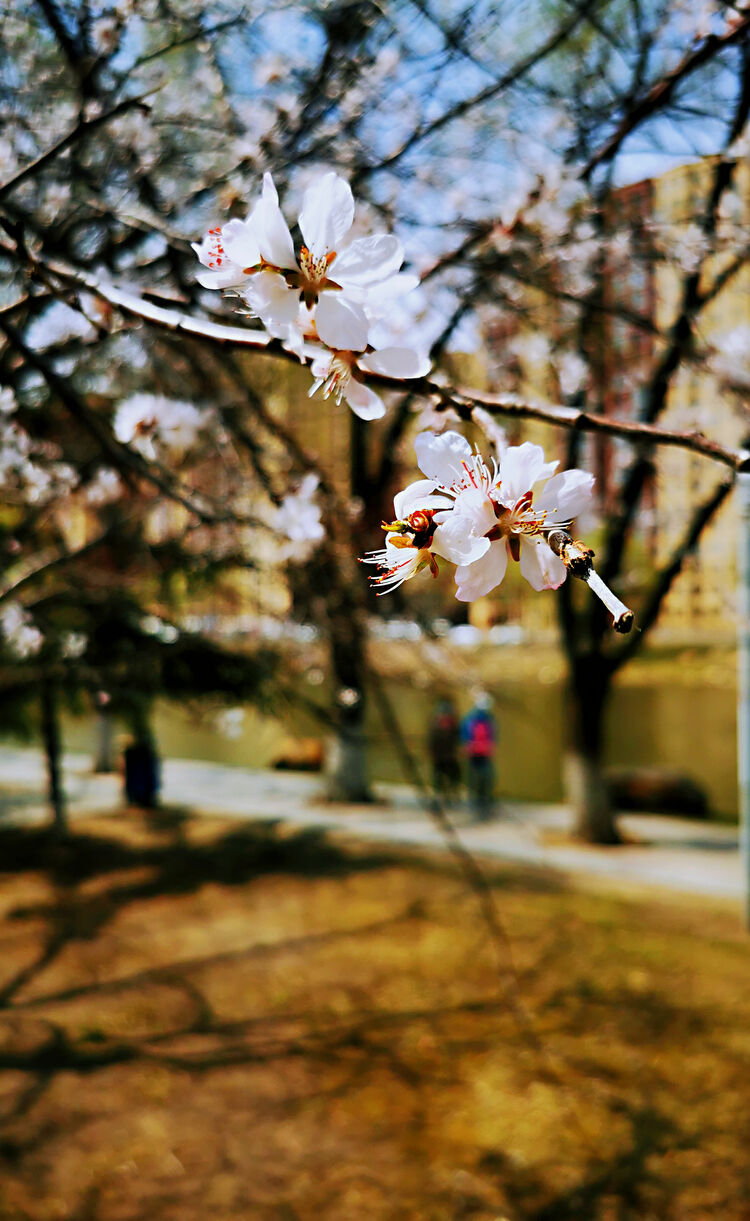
[0,808,748,1220]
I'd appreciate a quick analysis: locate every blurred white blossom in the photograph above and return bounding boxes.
[556,351,588,397]
[274,473,325,554]
[24,302,97,351]
[114,394,212,458]
[0,602,43,658]
[85,467,123,506]
[60,631,87,659]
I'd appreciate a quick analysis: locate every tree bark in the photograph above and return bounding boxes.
[567,652,620,844]
[41,679,67,835]
[93,708,114,772]
[325,606,372,803]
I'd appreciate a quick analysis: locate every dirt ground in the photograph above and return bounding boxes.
[0,809,748,1221]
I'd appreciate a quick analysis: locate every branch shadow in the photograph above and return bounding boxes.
[0,816,400,1010]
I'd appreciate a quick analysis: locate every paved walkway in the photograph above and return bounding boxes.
[0,746,741,900]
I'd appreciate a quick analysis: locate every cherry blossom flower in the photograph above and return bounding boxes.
[361,444,492,593]
[274,473,325,547]
[450,439,594,600]
[85,467,123,506]
[114,394,211,459]
[194,171,414,352]
[0,602,43,658]
[308,345,430,420]
[362,431,594,600]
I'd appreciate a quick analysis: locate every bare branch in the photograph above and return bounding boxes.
[0,92,155,203]
[32,256,750,473]
[583,14,750,177]
[611,476,734,670]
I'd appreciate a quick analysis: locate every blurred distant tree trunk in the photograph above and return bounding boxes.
[326,603,371,803]
[324,414,372,802]
[565,650,618,844]
[93,708,114,773]
[41,678,66,835]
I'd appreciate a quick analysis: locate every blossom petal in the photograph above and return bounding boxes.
[455,542,508,601]
[363,273,420,305]
[499,442,558,502]
[359,347,430,379]
[519,538,567,591]
[414,430,472,485]
[241,270,299,325]
[299,173,354,257]
[450,486,497,538]
[221,217,262,270]
[251,173,296,269]
[393,479,444,519]
[344,378,386,420]
[332,235,404,286]
[432,515,491,566]
[195,267,247,290]
[315,294,369,350]
[535,468,595,522]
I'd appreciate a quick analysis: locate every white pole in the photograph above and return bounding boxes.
[737,472,750,928]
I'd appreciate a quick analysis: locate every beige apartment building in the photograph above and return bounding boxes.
[476,156,750,645]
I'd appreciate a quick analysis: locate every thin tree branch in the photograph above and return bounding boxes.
[26,255,750,473]
[582,14,750,177]
[0,93,155,203]
[611,476,734,670]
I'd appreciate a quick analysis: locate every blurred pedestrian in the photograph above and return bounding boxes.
[428,697,461,806]
[123,736,160,808]
[461,692,496,822]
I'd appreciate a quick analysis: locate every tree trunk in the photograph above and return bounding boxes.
[567,652,620,844]
[93,708,114,773]
[325,620,372,802]
[326,713,370,802]
[41,679,67,835]
[324,567,372,804]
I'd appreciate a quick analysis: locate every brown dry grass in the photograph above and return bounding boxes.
[0,809,748,1220]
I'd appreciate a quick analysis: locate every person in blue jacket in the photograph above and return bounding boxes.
[461,692,496,822]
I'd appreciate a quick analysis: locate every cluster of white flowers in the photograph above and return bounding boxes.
[0,388,78,506]
[0,602,43,658]
[194,171,430,419]
[190,172,632,626]
[24,301,97,352]
[273,473,325,546]
[362,430,594,600]
[140,614,179,644]
[114,394,212,459]
[214,706,245,740]
[269,473,326,562]
[85,466,124,506]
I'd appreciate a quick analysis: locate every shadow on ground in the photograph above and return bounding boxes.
[0,812,747,1219]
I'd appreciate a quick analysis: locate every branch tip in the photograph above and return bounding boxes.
[548,528,634,634]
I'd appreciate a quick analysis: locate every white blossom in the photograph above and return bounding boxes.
[194,171,418,355]
[0,602,43,658]
[214,707,245,739]
[670,223,710,274]
[24,302,97,351]
[0,388,17,415]
[308,345,430,421]
[85,467,123,506]
[274,474,325,550]
[114,394,211,457]
[362,431,594,600]
[60,631,87,659]
[710,325,750,388]
[555,351,588,397]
